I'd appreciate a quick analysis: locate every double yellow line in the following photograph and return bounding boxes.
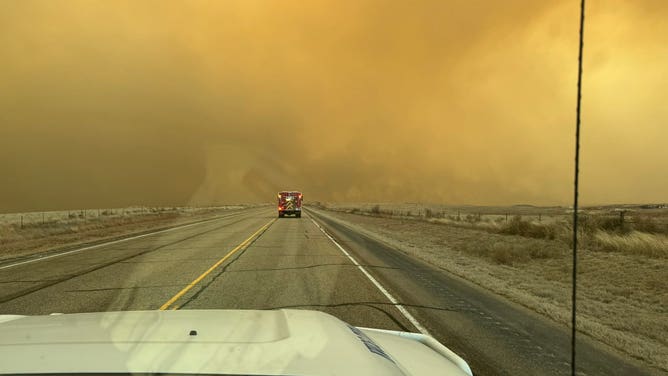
[159,218,276,310]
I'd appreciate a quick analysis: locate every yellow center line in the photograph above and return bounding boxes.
[159,218,276,310]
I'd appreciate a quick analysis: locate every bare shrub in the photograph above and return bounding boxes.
[576,215,633,235]
[498,215,561,240]
[490,244,516,264]
[464,214,479,223]
[632,216,667,235]
[500,215,529,235]
[458,236,565,265]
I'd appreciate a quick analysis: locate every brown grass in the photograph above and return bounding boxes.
[318,203,668,259]
[312,205,668,373]
[594,231,668,258]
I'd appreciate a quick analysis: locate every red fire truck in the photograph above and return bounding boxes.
[277,191,303,218]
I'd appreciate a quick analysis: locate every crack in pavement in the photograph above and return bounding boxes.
[224,263,400,273]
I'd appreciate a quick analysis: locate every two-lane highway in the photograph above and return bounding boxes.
[0,207,656,376]
[0,206,413,331]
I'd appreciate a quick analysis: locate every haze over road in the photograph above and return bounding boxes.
[0,207,652,376]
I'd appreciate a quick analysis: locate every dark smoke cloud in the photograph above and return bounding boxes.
[1,0,666,212]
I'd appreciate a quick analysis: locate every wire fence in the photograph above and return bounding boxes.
[0,206,244,230]
[316,203,668,234]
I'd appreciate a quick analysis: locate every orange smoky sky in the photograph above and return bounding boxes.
[1,0,666,212]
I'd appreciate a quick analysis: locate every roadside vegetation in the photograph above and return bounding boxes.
[311,203,668,372]
[0,206,248,261]
[315,202,668,264]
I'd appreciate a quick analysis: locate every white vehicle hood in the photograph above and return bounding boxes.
[0,309,472,376]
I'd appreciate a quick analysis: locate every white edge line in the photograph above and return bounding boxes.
[309,216,431,336]
[0,213,242,270]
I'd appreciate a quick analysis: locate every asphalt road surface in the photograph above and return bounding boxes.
[0,206,655,376]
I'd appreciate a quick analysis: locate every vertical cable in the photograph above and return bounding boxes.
[572,0,586,375]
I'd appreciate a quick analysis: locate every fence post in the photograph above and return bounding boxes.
[20,215,23,229]
[505,213,508,221]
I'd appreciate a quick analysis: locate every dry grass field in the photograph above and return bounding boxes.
[0,206,248,262]
[310,202,668,373]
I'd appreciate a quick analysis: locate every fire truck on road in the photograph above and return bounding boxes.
[277,191,303,218]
